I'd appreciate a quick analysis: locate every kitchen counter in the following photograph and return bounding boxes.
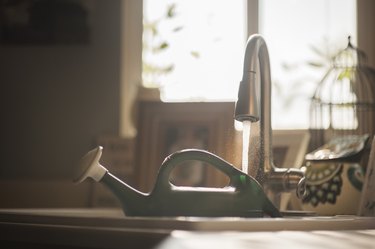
[0,208,374,249]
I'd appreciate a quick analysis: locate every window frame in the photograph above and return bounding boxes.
[120,0,374,137]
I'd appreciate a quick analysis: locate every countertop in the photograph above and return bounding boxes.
[0,208,374,249]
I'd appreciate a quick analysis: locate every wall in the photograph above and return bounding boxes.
[358,0,375,68]
[0,1,121,182]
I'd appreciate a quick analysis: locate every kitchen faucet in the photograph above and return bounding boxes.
[74,34,305,217]
[235,34,306,203]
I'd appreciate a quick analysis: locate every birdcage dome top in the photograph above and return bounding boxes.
[313,37,375,105]
[333,36,367,68]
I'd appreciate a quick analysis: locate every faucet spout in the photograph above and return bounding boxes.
[235,34,306,201]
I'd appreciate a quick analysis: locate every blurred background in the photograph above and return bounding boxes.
[0,0,374,208]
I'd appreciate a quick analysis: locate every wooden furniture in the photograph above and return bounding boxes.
[136,101,236,192]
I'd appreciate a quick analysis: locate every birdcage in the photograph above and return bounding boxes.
[309,37,375,151]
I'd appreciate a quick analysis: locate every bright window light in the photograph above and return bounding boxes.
[259,0,357,129]
[142,0,246,102]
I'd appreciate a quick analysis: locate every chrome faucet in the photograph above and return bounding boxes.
[235,34,306,203]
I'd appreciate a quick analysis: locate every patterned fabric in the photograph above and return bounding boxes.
[302,163,343,207]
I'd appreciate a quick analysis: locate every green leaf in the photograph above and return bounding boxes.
[144,21,159,37]
[173,26,184,32]
[151,25,158,36]
[307,61,325,68]
[142,62,174,75]
[190,51,200,59]
[281,62,295,70]
[162,65,174,73]
[152,42,169,53]
[166,4,177,18]
[159,42,169,50]
[337,69,352,80]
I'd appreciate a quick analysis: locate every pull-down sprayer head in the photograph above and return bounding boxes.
[234,71,259,122]
[235,34,271,123]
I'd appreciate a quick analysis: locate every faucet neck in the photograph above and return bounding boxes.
[235,35,307,201]
[238,35,274,180]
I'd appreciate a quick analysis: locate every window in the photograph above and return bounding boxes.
[143,0,246,102]
[259,0,357,129]
[141,0,357,129]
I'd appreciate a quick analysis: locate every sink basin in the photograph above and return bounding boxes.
[1,208,374,249]
[1,208,374,232]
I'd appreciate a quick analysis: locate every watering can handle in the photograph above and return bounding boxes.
[155,149,247,190]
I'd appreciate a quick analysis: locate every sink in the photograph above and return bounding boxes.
[1,208,374,232]
[1,208,374,248]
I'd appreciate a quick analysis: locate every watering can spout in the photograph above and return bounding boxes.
[73,146,147,215]
[100,171,148,215]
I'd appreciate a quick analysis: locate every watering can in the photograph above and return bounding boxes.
[74,146,281,217]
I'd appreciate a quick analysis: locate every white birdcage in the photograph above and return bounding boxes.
[310,37,375,150]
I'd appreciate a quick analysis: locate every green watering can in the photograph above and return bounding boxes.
[74,146,281,218]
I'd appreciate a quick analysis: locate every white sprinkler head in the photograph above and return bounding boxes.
[73,146,108,183]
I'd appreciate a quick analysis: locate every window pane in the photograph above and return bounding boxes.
[143,0,246,101]
[142,0,357,129]
[259,0,357,129]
